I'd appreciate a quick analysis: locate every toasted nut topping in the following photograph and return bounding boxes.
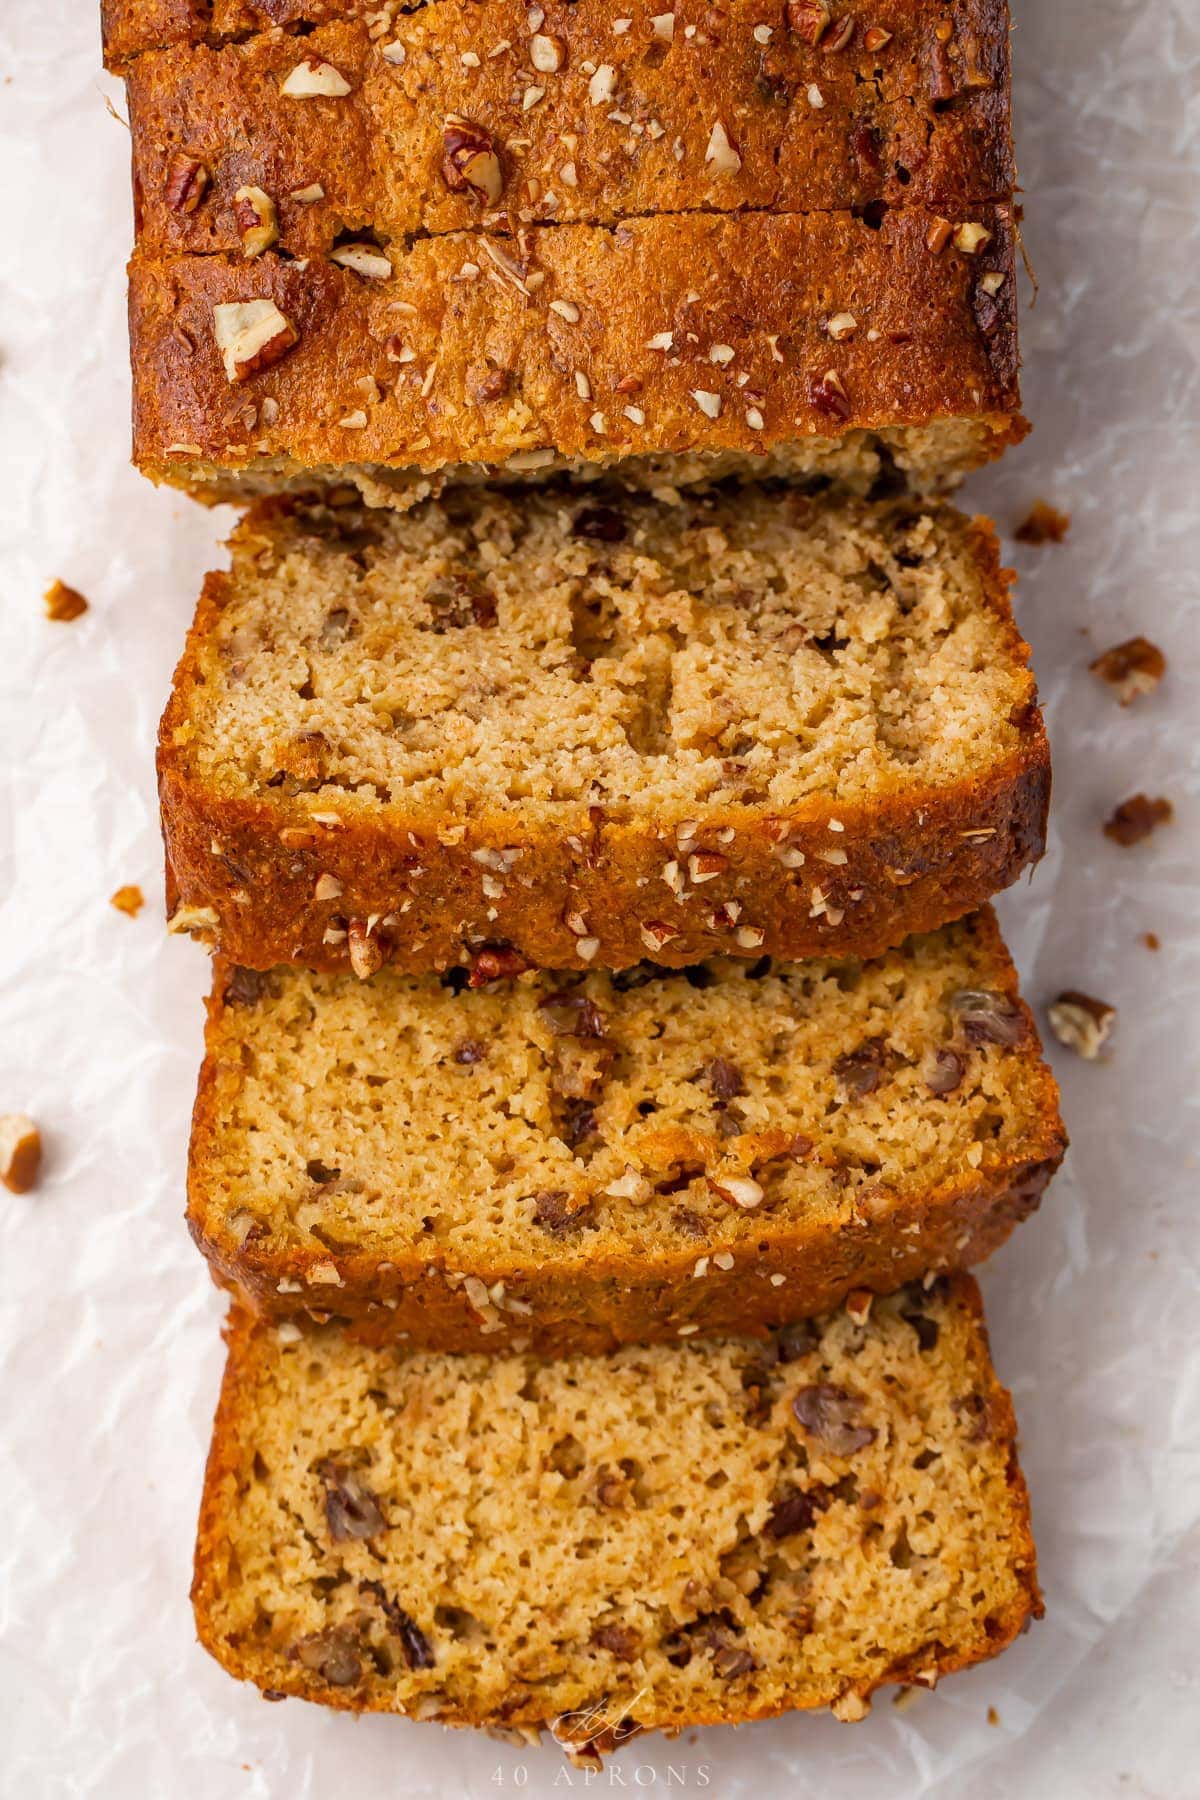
[330,242,394,280]
[233,185,279,258]
[810,369,851,420]
[708,1174,764,1210]
[953,221,992,255]
[832,1691,871,1723]
[925,217,953,254]
[704,120,741,175]
[110,884,145,917]
[347,918,385,980]
[825,311,858,340]
[1089,636,1166,705]
[0,1115,41,1194]
[167,903,219,935]
[44,579,89,622]
[588,64,617,105]
[651,12,676,40]
[823,17,855,51]
[441,117,504,205]
[529,33,565,72]
[164,152,210,214]
[690,388,722,419]
[213,300,299,383]
[281,57,352,98]
[1046,991,1116,1061]
[863,26,893,51]
[787,0,830,45]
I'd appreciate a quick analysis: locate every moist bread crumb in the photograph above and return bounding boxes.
[159,484,1048,974]
[189,912,1065,1352]
[192,1275,1042,1736]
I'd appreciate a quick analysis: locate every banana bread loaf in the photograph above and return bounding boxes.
[190,913,1063,1353]
[128,201,1020,507]
[123,1,1012,255]
[193,1276,1041,1737]
[160,486,1048,975]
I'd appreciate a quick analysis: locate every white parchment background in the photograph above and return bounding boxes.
[1,2,1198,1795]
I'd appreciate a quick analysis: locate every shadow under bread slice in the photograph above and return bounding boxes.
[159,485,1048,975]
[188,910,1065,1354]
[192,1275,1041,1737]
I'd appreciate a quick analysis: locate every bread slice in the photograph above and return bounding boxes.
[159,486,1048,974]
[190,913,1064,1354]
[193,1276,1041,1737]
[123,3,1012,252]
[128,202,1021,508]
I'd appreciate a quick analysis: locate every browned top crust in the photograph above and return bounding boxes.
[129,203,1019,492]
[123,0,1012,251]
[104,0,1012,77]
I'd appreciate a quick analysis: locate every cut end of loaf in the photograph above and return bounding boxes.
[192,1276,1041,1736]
[189,914,1065,1351]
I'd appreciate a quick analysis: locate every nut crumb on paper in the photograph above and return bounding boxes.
[1015,502,1070,545]
[0,1114,42,1194]
[110,884,146,917]
[1047,992,1116,1061]
[1089,637,1165,705]
[1103,795,1173,847]
[44,579,89,621]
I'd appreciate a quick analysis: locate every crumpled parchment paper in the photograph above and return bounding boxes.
[1,2,1198,1794]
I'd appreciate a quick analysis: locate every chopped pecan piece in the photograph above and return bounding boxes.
[441,116,504,205]
[1015,501,1070,546]
[949,988,1024,1047]
[533,1189,596,1235]
[468,943,531,986]
[164,152,210,213]
[792,1383,877,1455]
[291,1627,362,1686]
[44,579,89,621]
[1046,991,1115,1061]
[1103,794,1173,847]
[316,1458,387,1542]
[1089,636,1165,705]
[0,1114,41,1194]
[359,1580,436,1668]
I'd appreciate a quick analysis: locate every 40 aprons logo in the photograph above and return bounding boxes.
[488,1694,711,1786]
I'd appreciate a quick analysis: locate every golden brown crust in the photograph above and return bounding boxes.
[188,914,1066,1353]
[124,0,1012,250]
[128,203,1021,498]
[191,1278,1043,1729]
[158,504,1049,974]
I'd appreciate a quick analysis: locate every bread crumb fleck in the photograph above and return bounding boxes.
[0,1114,42,1194]
[44,579,89,622]
[1103,795,1173,848]
[1014,502,1070,546]
[110,884,146,917]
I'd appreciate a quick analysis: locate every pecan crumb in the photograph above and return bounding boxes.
[110,884,145,918]
[1089,636,1165,706]
[1046,991,1116,1061]
[0,1115,41,1193]
[44,579,89,622]
[1103,794,1173,847]
[1014,501,1070,546]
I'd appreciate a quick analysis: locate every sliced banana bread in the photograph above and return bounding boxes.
[193,1277,1041,1737]
[129,202,1020,507]
[191,913,1064,1353]
[160,486,1048,974]
[123,1,1012,252]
